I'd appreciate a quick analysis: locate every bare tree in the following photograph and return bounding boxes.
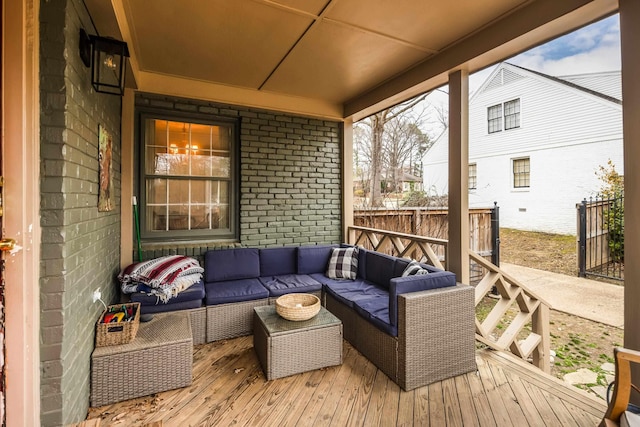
[356,93,429,207]
[384,120,430,193]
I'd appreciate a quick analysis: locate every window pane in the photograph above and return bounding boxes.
[469,163,477,190]
[149,119,165,147]
[513,158,530,188]
[216,205,229,229]
[146,178,167,204]
[168,205,189,230]
[148,149,191,175]
[190,180,207,205]
[211,181,229,204]
[190,124,212,151]
[149,206,169,231]
[168,179,190,204]
[488,104,502,133]
[190,206,209,230]
[505,99,520,130]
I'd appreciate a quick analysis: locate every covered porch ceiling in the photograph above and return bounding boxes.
[90,0,617,120]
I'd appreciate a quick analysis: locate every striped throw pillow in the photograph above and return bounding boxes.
[402,260,429,277]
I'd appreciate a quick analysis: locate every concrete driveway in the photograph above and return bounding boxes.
[500,263,624,328]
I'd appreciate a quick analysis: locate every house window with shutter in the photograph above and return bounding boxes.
[487,104,502,133]
[469,163,477,190]
[513,157,530,188]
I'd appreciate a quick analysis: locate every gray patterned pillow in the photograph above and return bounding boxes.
[326,247,359,280]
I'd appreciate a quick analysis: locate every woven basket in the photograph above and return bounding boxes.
[96,302,141,347]
[275,293,321,321]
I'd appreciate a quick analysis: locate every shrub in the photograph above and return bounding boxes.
[596,160,624,262]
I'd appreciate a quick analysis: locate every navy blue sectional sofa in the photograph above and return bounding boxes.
[129,244,476,390]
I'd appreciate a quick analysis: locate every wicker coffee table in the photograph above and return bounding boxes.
[253,305,342,380]
[91,311,193,407]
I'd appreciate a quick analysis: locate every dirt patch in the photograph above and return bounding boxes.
[500,228,577,276]
[499,228,623,391]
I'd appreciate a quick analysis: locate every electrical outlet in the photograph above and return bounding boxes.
[92,289,102,303]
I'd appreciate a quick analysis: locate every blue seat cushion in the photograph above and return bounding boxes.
[137,298,203,315]
[258,274,322,297]
[204,248,260,282]
[317,275,388,308]
[297,245,338,274]
[353,298,397,337]
[130,280,205,305]
[260,247,297,276]
[205,278,269,305]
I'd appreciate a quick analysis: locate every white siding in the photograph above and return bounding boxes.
[469,69,622,159]
[470,140,623,234]
[422,63,624,235]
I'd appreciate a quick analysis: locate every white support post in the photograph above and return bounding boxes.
[621,0,640,359]
[448,70,470,284]
[342,119,354,243]
[120,88,135,268]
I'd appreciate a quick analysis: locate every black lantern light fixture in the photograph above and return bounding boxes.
[79,29,130,96]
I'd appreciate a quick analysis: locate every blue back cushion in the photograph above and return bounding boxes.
[260,247,297,276]
[364,251,397,289]
[394,259,410,277]
[204,248,260,282]
[297,245,338,274]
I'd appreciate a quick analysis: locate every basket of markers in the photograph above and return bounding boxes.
[95,302,141,347]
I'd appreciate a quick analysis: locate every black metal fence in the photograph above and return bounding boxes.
[577,193,624,281]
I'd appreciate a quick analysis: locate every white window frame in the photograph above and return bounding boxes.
[488,98,521,134]
[512,157,530,190]
[468,163,477,190]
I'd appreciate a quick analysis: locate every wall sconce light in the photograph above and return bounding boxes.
[79,29,130,96]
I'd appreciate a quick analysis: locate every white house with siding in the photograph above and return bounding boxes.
[422,62,623,235]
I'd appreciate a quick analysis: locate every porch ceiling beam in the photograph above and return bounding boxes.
[136,71,344,121]
[344,0,617,120]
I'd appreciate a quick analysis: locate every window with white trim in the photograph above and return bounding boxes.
[513,157,530,188]
[488,98,521,133]
[139,111,239,241]
[469,163,477,190]
[487,104,502,133]
[504,99,521,130]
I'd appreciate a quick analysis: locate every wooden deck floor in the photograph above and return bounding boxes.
[86,336,606,426]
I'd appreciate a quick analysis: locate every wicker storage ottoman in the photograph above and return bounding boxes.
[188,307,207,345]
[91,312,193,407]
[253,305,342,380]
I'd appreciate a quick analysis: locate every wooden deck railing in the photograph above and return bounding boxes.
[348,225,447,270]
[471,251,551,373]
[347,225,551,373]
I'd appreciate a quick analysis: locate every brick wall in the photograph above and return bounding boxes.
[135,94,343,259]
[40,0,122,425]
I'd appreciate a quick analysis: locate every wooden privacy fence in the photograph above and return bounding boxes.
[347,225,551,373]
[577,194,624,281]
[354,205,500,282]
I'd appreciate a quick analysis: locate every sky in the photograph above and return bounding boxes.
[422,14,621,138]
[469,14,620,93]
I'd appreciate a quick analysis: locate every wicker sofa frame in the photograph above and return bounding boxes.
[127,245,476,391]
[325,283,476,390]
